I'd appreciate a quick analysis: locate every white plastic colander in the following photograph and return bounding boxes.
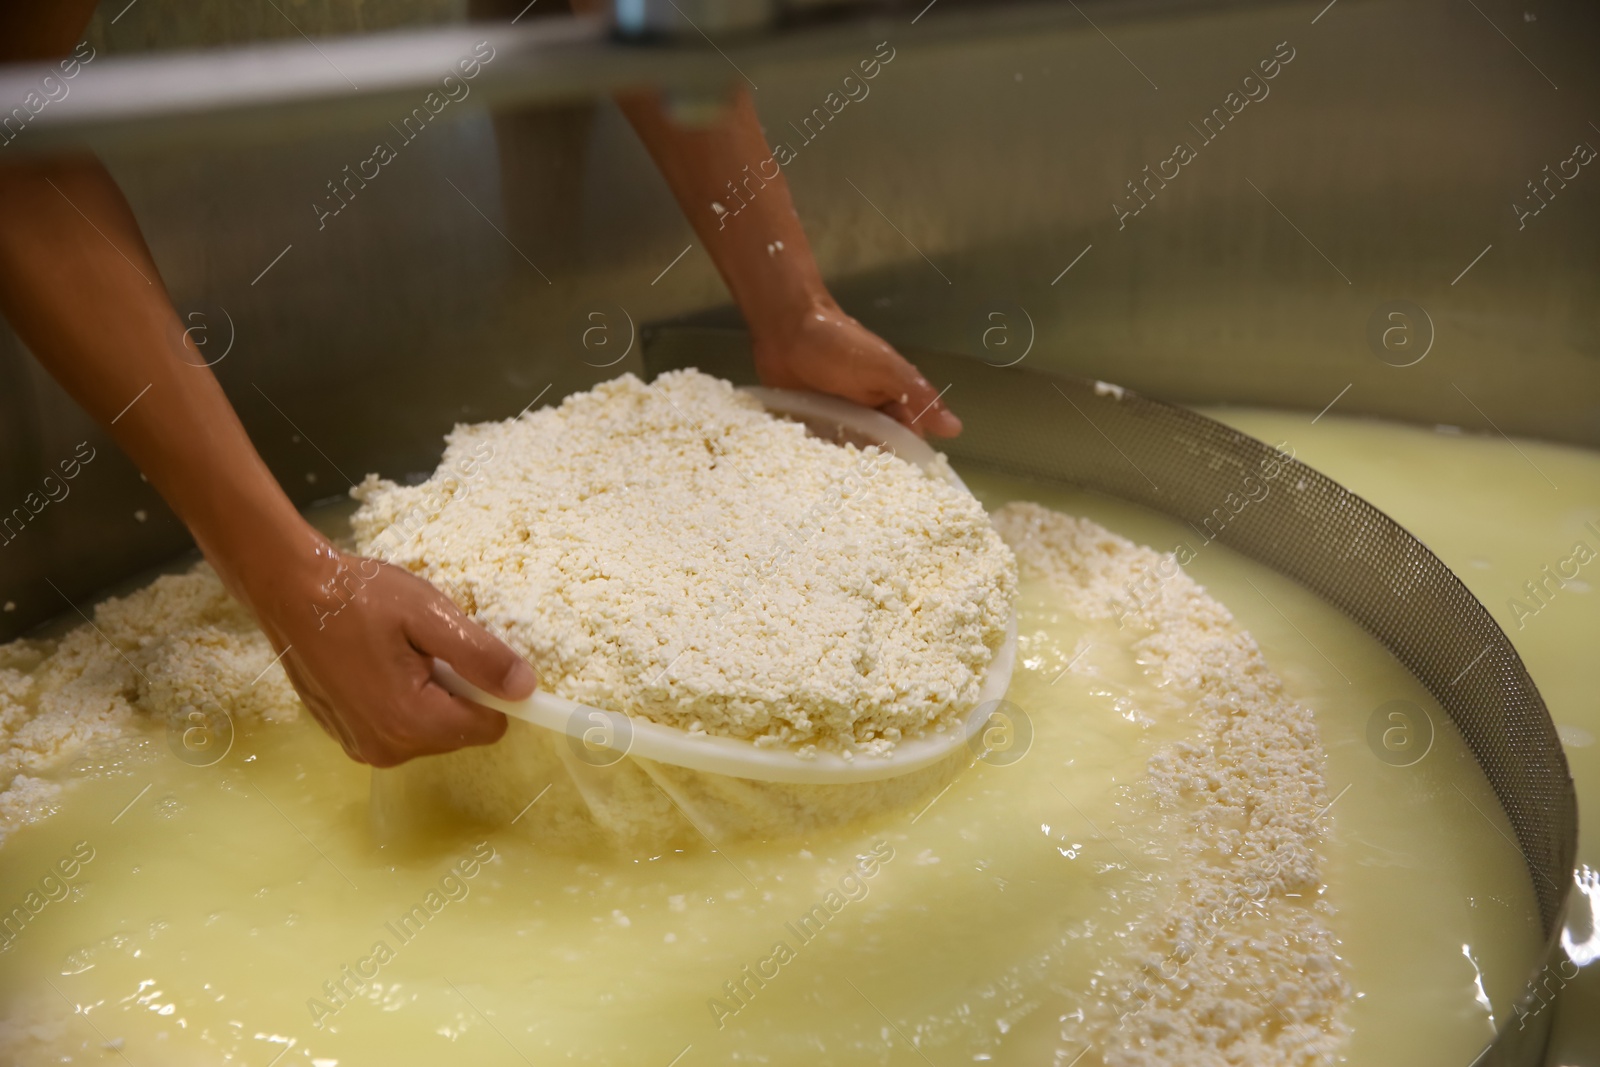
[430,388,1016,784]
[378,386,1017,851]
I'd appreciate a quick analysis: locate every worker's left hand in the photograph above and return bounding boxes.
[750,299,961,438]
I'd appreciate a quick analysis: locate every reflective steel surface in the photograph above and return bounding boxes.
[2,0,1596,635]
[0,0,1596,1061]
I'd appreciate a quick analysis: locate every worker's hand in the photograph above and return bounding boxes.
[750,298,961,437]
[604,84,957,435]
[242,539,536,767]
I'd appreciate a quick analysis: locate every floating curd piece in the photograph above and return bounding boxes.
[993,502,1350,1066]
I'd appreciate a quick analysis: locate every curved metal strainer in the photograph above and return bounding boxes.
[641,330,1578,1067]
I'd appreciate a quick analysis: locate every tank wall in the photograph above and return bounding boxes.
[0,0,1595,636]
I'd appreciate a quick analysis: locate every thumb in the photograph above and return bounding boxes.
[405,595,538,701]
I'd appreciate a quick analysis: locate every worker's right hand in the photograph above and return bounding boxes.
[750,297,962,438]
[237,536,537,767]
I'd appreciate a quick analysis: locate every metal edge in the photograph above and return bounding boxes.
[639,320,1578,1065]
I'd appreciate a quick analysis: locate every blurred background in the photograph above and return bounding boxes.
[2,0,1595,637]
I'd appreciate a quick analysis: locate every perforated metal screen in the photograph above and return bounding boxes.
[644,329,1577,1065]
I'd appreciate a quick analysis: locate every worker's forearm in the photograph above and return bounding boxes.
[614,88,835,332]
[0,156,323,597]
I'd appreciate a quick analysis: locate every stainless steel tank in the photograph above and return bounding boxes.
[0,0,1594,1061]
